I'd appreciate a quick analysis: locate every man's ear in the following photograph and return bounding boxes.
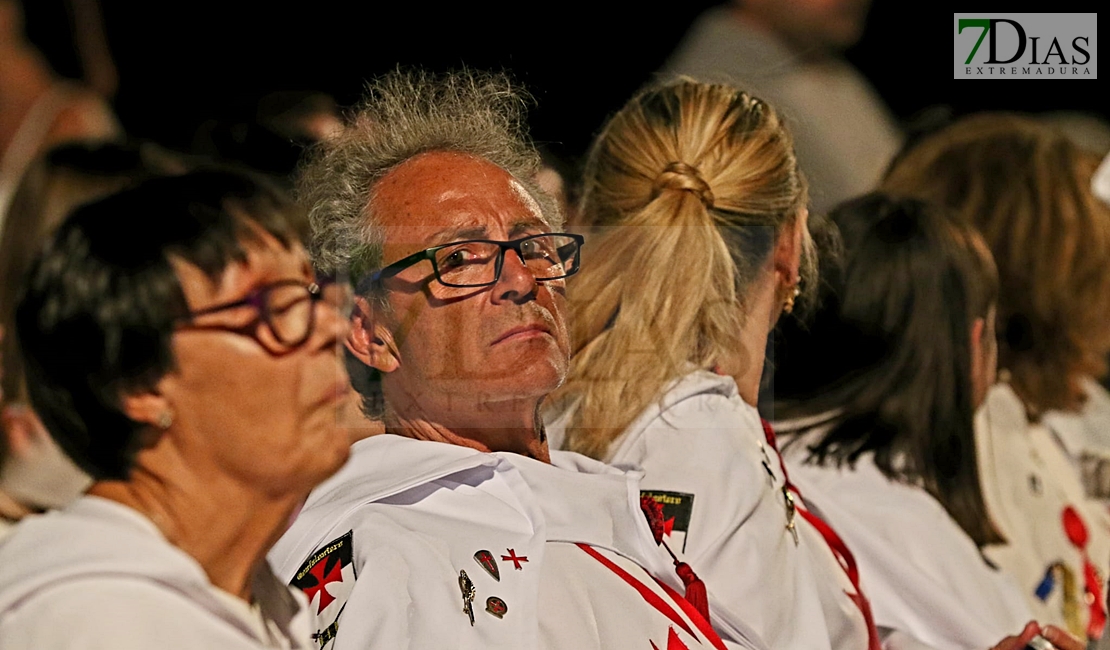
[347,296,400,374]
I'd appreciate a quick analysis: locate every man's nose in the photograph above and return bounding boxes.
[492,248,537,303]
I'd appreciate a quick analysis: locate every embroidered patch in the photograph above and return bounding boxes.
[291,531,356,649]
[641,491,695,553]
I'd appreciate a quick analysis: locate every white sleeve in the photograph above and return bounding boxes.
[0,577,247,650]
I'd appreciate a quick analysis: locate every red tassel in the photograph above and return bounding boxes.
[673,560,710,623]
[640,495,666,545]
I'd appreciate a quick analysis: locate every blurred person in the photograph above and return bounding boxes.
[0,169,353,648]
[0,140,185,538]
[193,91,343,188]
[269,69,765,650]
[0,0,120,222]
[772,194,1079,650]
[662,0,901,214]
[883,114,1110,642]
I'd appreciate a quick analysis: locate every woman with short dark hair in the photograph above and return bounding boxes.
[0,169,353,649]
[0,141,185,536]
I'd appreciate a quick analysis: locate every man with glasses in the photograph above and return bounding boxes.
[269,70,766,650]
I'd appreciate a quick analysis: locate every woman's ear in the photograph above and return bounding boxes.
[346,296,400,374]
[970,307,1000,408]
[773,208,808,285]
[119,391,173,431]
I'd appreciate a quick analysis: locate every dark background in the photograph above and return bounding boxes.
[21,0,1108,166]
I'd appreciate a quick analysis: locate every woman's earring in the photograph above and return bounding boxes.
[156,410,174,430]
[783,285,801,314]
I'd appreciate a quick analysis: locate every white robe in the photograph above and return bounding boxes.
[269,433,766,650]
[1042,378,1110,501]
[778,433,1032,650]
[976,382,1110,640]
[0,496,311,649]
[547,370,876,650]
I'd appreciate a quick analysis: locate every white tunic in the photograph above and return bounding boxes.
[1042,378,1110,501]
[976,382,1110,640]
[547,370,876,650]
[779,433,1032,650]
[0,496,312,650]
[269,434,766,650]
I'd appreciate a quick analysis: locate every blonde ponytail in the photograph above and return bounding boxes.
[551,79,807,460]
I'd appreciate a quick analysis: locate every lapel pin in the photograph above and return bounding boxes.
[485,596,508,619]
[501,548,529,570]
[474,550,500,582]
[458,570,476,626]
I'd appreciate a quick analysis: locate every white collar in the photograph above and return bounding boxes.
[303,434,503,511]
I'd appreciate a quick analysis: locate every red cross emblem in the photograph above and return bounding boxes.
[304,557,344,614]
[501,548,529,570]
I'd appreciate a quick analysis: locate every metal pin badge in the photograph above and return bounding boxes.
[783,488,799,546]
[458,570,476,626]
[485,596,508,619]
[474,550,500,582]
[759,443,775,486]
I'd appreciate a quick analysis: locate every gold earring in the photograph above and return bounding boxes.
[783,286,801,314]
[156,410,174,430]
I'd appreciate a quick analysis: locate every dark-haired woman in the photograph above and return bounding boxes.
[774,194,1076,650]
[882,114,1110,643]
[0,170,352,648]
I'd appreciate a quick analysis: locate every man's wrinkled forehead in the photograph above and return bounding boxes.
[371,151,551,248]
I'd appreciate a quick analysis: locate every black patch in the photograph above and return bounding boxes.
[291,531,356,648]
[641,490,695,552]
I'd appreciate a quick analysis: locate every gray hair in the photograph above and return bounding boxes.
[296,68,560,418]
[296,68,561,286]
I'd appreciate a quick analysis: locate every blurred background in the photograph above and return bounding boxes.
[17,0,1105,167]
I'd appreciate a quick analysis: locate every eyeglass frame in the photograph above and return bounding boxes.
[177,277,345,350]
[364,232,585,290]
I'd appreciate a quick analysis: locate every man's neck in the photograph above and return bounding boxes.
[383,396,552,463]
[87,460,303,602]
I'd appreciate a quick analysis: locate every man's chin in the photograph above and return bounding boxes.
[425,366,565,405]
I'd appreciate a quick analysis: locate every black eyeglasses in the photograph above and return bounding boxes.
[179,278,352,350]
[367,233,584,289]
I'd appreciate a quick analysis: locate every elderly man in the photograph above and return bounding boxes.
[268,70,765,650]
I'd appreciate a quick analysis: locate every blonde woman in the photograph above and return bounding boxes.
[883,114,1110,644]
[546,79,883,650]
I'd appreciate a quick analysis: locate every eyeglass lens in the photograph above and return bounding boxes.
[265,282,352,345]
[432,234,580,287]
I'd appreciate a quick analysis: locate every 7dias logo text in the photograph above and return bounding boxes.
[954,13,1096,79]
